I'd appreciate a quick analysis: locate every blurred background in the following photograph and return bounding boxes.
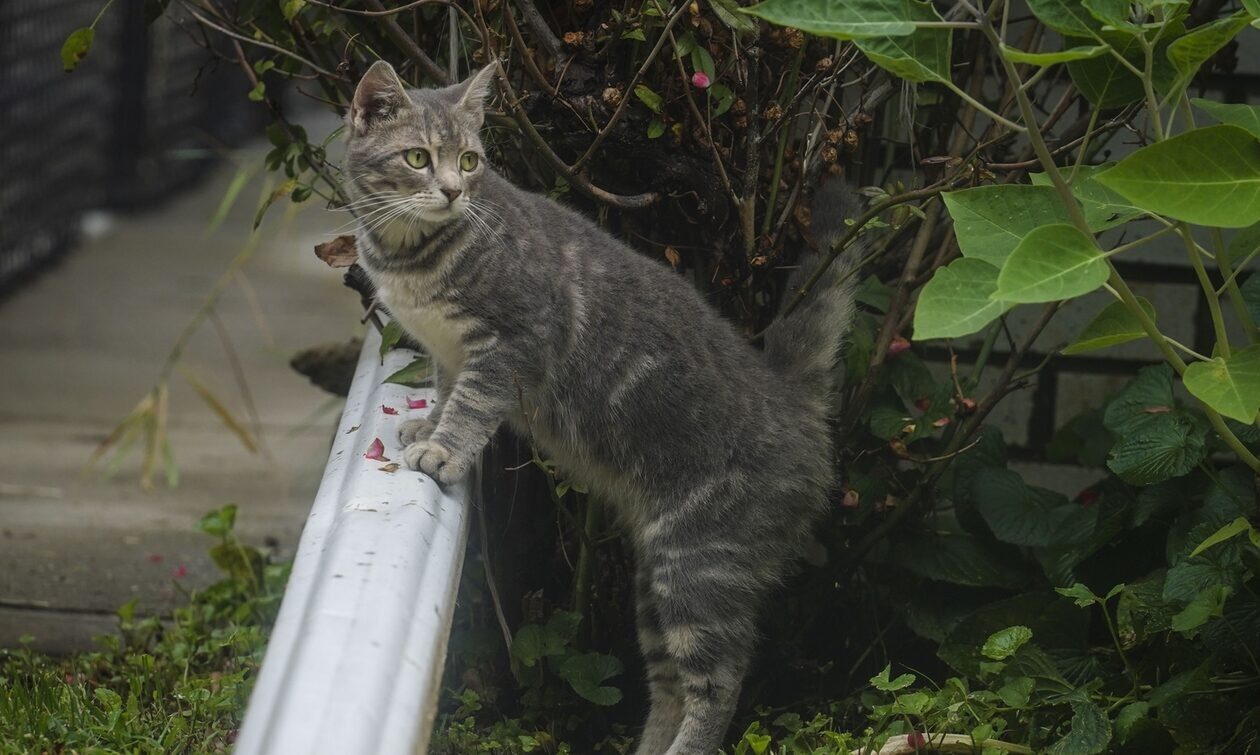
[0,0,361,651]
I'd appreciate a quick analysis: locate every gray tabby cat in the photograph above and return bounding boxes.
[343,61,858,755]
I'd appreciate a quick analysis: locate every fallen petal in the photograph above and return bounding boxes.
[691,71,711,89]
[378,463,401,473]
[364,437,390,461]
[172,564,188,579]
[406,397,428,409]
[147,553,164,564]
[381,405,398,415]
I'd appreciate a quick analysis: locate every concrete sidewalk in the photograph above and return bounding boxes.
[0,137,363,652]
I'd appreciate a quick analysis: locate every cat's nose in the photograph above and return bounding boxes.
[441,188,462,203]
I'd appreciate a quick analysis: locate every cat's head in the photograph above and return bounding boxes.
[343,62,496,243]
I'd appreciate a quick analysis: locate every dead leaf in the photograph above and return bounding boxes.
[664,246,680,269]
[378,463,401,473]
[315,235,359,268]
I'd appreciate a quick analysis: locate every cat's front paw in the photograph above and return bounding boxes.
[398,417,438,446]
[403,439,470,485]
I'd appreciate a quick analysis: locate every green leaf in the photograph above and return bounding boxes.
[557,652,623,705]
[1028,0,1105,36]
[972,468,1092,547]
[383,356,433,386]
[1103,364,1176,435]
[982,625,1033,660]
[1056,582,1100,607]
[1082,0,1138,30]
[379,320,406,360]
[996,676,1035,707]
[853,3,951,83]
[1031,164,1143,231]
[198,505,238,538]
[994,224,1107,303]
[1182,345,1260,422]
[647,117,666,139]
[61,28,95,72]
[1049,700,1111,755]
[912,258,1013,340]
[1114,702,1151,743]
[633,84,663,113]
[1096,125,1260,229]
[1063,297,1156,354]
[1189,516,1254,558]
[1067,33,1148,108]
[709,0,759,34]
[1106,413,1207,485]
[621,28,647,41]
[281,0,307,20]
[1166,13,1249,93]
[248,81,267,102]
[943,185,1071,266]
[1171,584,1230,635]
[870,664,917,691]
[741,0,931,38]
[1193,98,1260,139]
[894,533,1028,589]
[1001,43,1109,65]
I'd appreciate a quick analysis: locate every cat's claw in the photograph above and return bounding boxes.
[403,439,468,486]
[398,417,438,446]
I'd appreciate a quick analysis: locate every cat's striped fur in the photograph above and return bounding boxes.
[343,62,858,755]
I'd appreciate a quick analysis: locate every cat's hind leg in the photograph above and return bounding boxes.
[641,540,761,755]
[633,558,685,755]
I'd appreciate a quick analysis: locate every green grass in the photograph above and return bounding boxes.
[0,506,288,754]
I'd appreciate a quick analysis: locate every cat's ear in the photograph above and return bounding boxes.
[452,66,498,125]
[349,61,410,135]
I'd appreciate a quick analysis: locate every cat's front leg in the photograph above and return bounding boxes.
[403,359,512,485]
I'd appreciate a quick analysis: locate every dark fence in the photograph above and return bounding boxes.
[0,0,255,291]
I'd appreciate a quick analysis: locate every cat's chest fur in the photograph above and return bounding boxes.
[371,271,470,371]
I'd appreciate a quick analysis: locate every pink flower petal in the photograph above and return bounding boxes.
[406,397,428,409]
[364,437,390,461]
[691,71,711,89]
[381,405,398,415]
[171,564,188,579]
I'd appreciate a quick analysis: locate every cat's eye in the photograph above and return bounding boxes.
[459,151,479,171]
[403,148,430,169]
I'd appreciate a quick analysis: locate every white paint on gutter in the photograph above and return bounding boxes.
[235,328,470,755]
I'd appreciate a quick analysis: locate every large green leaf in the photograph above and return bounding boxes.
[994,224,1107,303]
[1166,13,1249,94]
[742,0,929,38]
[1096,125,1260,228]
[1082,0,1138,30]
[1182,345,1260,422]
[912,258,1013,340]
[852,1,951,83]
[1107,413,1207,484]
[894,533,1028,589]
[1049,700,1112,755]
[972,468,1093,547]
[1031,164,1143,230]
[1242,272,1260,323]
[943,185,1072,266]
[1000,43,1109,65]
[1063,297,1156,354]
[1067,32,1147,108]
[1028,0,1105,36]
[1193,98,1260,139]
[1103,364,1176,434]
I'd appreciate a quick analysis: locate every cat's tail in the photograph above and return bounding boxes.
[762,179,864,410]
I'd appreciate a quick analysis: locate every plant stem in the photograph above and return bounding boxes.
[945,81,1025,132]
[1180,224,1231,358]
[1211,226,1260,343]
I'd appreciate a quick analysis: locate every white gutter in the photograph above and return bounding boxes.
[234,328,471,755]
